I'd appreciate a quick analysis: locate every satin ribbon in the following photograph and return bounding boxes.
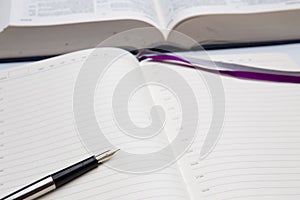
[137,52,300,84]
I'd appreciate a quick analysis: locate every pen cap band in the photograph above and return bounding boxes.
[52,156,98,188]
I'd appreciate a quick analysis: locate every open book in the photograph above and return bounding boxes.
[1,0,300,59]
[1,47,300,200]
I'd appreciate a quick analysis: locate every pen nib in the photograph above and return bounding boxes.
[96,149,120,164]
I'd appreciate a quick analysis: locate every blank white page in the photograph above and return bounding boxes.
[0,48,189,200]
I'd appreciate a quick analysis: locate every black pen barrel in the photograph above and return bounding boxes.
[52,156,99,188]
[0,151,117,200]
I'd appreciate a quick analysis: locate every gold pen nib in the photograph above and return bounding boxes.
[96,149,120,164]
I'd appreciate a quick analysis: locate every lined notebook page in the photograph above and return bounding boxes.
[0,49,189,200]
[160,53,300,200]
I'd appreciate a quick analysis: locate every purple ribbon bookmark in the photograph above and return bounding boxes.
[138,53,300,84]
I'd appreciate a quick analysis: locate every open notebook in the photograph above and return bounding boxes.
[1,48,300,200]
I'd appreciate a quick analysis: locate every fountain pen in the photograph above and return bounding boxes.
[1,149,119,200]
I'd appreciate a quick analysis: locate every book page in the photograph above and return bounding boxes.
[0,1,11,32]
[149,53,300,199]
[0,48,190,199]
[9,0,160,27]
[189,53,299,71]
[163,0,300,29]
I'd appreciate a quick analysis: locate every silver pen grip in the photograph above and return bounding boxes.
[2,176,56,200]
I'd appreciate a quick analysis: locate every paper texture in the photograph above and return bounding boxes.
[1,49,300,200]
[166,52,300,200]
[0,49,189,200]
[9,0,160,27]
[165,0,300,28]
[8,0,300,29]
[0,1,11,31]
